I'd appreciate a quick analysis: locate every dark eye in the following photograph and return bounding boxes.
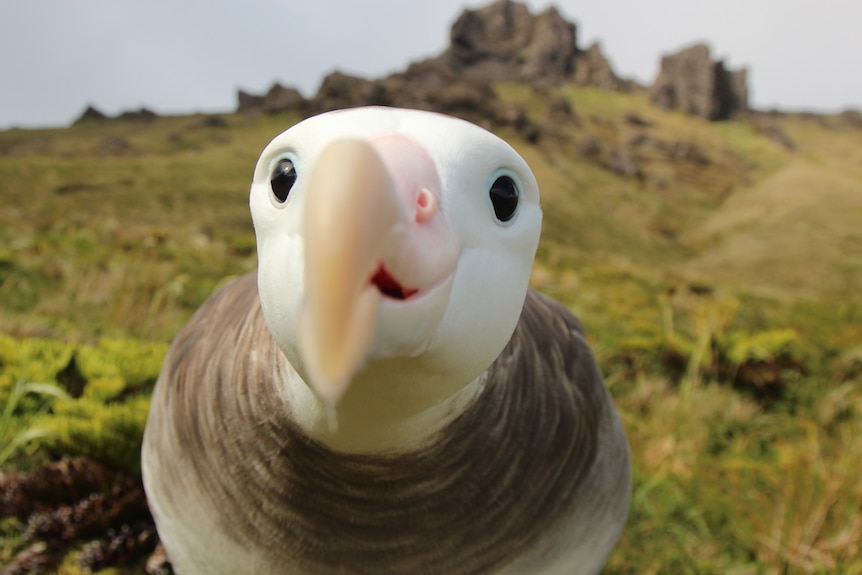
[271,158,297,203]
[489,175,519,222]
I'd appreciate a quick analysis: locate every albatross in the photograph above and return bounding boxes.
[142,106,630,575]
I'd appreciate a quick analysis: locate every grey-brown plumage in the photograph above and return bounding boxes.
[142,272,630,574]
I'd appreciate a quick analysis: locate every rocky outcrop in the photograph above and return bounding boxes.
[72,0,769,132]
[236,90,265,113]
[728,68,749,116]
[441,0,621,88]
[116,107,158,123]
[236,0,623,128]
[648,43,748,120]
[74,105,108,124]
[444,1,578,85]
[573,41,622,91]
[236,83,307,114]
[309,72,386,113]
[304,68,543,142]
[232,1,758,129]
[73,105,158,125]
[308,64,497,115]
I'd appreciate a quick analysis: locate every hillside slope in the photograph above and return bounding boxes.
[2,87,861,340]
[684,162,862,297]
[2,87,862,574]
[681,118,862,300]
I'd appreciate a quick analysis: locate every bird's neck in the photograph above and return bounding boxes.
[277,358,485,453]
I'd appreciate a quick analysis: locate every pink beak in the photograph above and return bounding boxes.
[297,136,450,404]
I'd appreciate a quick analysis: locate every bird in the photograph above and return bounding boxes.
[142,106,631,575]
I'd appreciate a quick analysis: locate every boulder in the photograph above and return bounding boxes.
[729,68,749,115]
[648,43,748,120]
[117,107,158,122]
[237,83,307,114]
[236,89,266,113]
[261,83,307,114]
[443,0,579,86]
[307,67,542,142]
[573,41,621,91]
[446,0,535,78]
[73,105,158,125]
[74,105,108,124]
[520,7,579,84]
[308,71,388,114]
[241,0,627,124]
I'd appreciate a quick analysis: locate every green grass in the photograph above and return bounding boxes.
[0,112,300,341]
[2,87,862,572]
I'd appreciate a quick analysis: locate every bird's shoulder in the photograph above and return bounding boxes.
[156,272,279,385]
[490,288,599,400]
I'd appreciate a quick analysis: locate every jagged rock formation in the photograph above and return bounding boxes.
[443,0,577,85]
[235,0,623,138]
[309,72,383,113]
[75,105,108,123]
[235,1,753,126]
[310,65,503,120]
[439,1,628,90]
[73,105,159,125]
[117,107,158,123]
[302,68,543,142]
[648,43,748,120]
[236,83,307,115]
[573,41,622,91]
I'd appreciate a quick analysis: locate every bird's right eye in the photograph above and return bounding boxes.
[271,158,297,203]
[489,175,519,223]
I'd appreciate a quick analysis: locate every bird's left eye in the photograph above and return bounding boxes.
[271,158,297,203]
[489,175,519,222]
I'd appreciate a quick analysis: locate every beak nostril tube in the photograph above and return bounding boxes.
[415,186,437,223]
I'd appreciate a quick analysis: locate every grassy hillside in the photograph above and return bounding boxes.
[1,86,861,573]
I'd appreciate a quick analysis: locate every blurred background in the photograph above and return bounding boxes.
[1,0,860,129]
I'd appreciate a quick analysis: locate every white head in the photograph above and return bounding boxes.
[249,107,541,449]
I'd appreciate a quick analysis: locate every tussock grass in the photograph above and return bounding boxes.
[608,373,862,574]
[0,113,290,340]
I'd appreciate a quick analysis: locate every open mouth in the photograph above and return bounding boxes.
[371,265,418,300]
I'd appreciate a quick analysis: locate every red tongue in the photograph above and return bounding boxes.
[371,266,418,300]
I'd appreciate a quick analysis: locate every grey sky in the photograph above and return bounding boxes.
[1,0,859,129]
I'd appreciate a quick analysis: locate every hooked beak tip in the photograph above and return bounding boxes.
[299,137,400,404]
